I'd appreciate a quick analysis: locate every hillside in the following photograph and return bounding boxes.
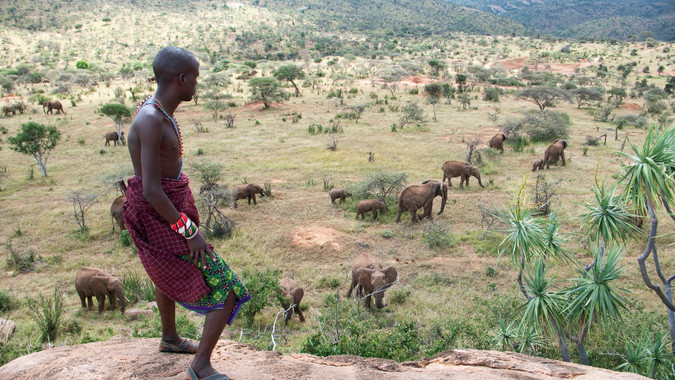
[444,0,675,41]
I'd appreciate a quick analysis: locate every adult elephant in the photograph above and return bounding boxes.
[489,132,507,153]
[2,105,16,117]
[278,277,305,324]
[441,160,484,188]
[396,180,447,223]
[105,131,124,146]
[544,139,567,169]
[43,100,65,114]
[355,199,386,220]
[346,253,398,309]
[233,183,265,208]
[74,267,126,314]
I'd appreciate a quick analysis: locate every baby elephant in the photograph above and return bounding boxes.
[346,253,398,309]
[105,131,124,146]
[329,188,351,204]
[532,158,545,172]
[356,199,386,220]
[75,267,126,314]
[278,277,305,324]
[233,183,265,208]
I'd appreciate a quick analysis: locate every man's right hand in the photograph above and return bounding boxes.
[187,232,216,269]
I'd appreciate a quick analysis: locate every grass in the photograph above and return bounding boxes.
[0,4,672,372]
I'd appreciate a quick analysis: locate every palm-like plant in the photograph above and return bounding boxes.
[644,331,673,379]
[616,339,646,374]
[565,246,629,365]
[618,126,675,361]
[491,318,518,351]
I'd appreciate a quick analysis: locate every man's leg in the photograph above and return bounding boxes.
[155,286,182,344]
[189,289,236,379]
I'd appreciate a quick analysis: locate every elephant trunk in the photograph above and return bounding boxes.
[375,295,386,309]
[438,185,447,215]
[476,174,484,188]
[116,289,126,314]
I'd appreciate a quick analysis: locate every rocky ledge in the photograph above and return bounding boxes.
[0,336,646,379]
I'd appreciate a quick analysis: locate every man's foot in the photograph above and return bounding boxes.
[186,366,231,380]
[159,338,198,354]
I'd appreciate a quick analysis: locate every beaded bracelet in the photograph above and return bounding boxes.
[171,213,199,240]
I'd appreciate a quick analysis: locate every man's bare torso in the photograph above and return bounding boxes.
[127,105,182,179]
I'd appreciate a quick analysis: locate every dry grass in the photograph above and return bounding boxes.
[0,3,673,360]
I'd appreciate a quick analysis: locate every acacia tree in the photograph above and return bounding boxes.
[572,87,605,108]
[455,74,467,93]
[398,102,426,129]
[517,87,572,111]
[8,122,61,177]
[249,77,287,109]
[344,103,370,123]
[99,103,131,145]
[273,64,305,96]
[423,83,442,121]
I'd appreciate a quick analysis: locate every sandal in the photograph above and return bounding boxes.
[187,366,231,380]
[159,338,198,354]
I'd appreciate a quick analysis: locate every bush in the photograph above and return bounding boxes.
[0,290,15,312]
[5,239,40,273]
[505,135,529,153]
[120,230,132,246]
[521,110,570,142]
[27,286,65,343]
[483,87,501,102]
[613,114,648,129]
[240,268,281,327]
[422,221,455,250]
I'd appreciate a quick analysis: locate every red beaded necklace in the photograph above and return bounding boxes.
[135,95,183,157]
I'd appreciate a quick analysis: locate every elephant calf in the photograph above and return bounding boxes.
[233,183,265,208]
[441,160,484,188]
[396,180,447,223]
[329,188,351,204]
[110,179,127,231]
[75,267,126,314]
[278,277,305,324]
[346,253,398,309]
[105,131,124,146]
[489,132,507,153]
[532,158,545,172]
[356,199,386,221]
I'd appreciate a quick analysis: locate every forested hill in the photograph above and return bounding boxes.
[443,0,675,41]
[260,0,527,37]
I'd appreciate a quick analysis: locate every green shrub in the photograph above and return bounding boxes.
[27,286,65,343]
[483,87,501,102]
[102,17,111,22]
[505,135,529,153]
[522,110,571,142]
[120,230,132,246]
[0,290,15,312]
[5,240,40,273]
[132,309,197,339]
[389,288,411,304]
[240,268,281,327]
[613,114,648,129]
[75,60,90,70]
[422,221,455,250]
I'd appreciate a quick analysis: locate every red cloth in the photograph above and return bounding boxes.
[123,175,209,303]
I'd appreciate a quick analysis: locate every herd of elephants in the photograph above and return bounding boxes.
[71,112,568,322]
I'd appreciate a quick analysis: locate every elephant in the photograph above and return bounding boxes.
[544,139,567,169]
[329,188,351,204]
[105,131,124,146]
[346,253,398,309]
[2,105,16,117]
[74,267,126,314]
[110,179,127,231]
[441,160,484,188]
[278,277,305,324]
[356,199,386,220]
[489,132,507,153]
[532,158,545,172]
[42,100,65,114]
[396,180,448,223]
[233,183,265,208]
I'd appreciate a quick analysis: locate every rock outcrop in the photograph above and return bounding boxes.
[0,336,646,379]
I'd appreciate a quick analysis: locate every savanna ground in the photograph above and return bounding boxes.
[0,1,674,374]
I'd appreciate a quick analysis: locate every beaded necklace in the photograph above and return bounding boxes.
[135,95,183,157]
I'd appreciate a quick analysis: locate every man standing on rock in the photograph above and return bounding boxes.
[124,46,250,380]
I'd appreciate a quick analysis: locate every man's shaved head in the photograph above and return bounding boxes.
[152,46,199,85]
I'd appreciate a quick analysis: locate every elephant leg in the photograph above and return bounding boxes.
[295,304,305,322]
[561,153,566,166]
[252,195,257,205]
[78,292,87,308]
[96,295,106,313]
[365,294,371,308]
[411,210,418,223]
[346,279,357,298]
[396,208,402,223]
[372,210,377,220]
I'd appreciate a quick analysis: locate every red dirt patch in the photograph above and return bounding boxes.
[489,57,595,75]
[291,225,344,251]
[621,103,643,111]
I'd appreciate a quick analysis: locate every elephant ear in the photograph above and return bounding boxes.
[382,267,398,290]
[355,267,375,283]
[562,140,568,149]
[91,274,109,295]
[290,287,304,304]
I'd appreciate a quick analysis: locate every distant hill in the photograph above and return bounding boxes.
[443,0,675,41]
[261,0,527,37]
